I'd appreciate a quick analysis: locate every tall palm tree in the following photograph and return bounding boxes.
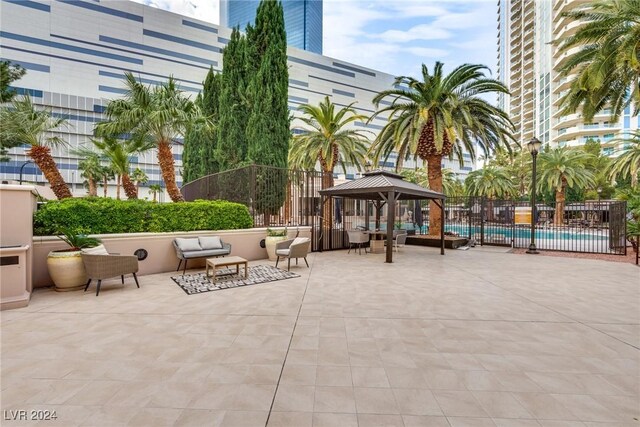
[89,137,154,200]
[0,96,72,199]
[130,167,149,197]
[555,1,640,121]
[148,184,162,203]
[94,72,204,202]
[289,96,371,225]
[537,147,596,225]
[608,131,640,188]
[76,151,103,197]
[98,165,114,198]
[465,166,517,199]
[370,62,515,235]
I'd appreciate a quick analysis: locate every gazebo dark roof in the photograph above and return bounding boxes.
[318,169,445,200]
[318,169,446,263]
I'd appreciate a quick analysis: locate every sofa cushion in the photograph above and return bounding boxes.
[175,238,202,252]
[291,237,310,246]
[181,248,230,259]
[81,244,109,255]
[199,236,223,250]
[276,249,290,256]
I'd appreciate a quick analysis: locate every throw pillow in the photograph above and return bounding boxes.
[175,238,202,252]
[81,244,109,255]
[199,236,223,250]
[291,237,310,246]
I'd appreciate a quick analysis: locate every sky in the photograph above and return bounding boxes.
[132,0,498,79]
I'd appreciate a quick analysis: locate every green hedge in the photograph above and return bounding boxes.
[34,198,253,236]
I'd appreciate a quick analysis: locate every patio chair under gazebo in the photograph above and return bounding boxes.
[319,169,446,263]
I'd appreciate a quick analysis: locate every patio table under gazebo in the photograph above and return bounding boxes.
[319,169,447,263]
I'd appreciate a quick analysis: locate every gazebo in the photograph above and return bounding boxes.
[318,169,447,263]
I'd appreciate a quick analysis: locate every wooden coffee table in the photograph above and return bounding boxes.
[206,256,248,281]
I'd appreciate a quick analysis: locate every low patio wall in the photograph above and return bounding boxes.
[32,227,311,288]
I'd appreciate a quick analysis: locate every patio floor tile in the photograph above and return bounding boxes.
[1,248,637,426]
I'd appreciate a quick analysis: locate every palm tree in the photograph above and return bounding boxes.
[555,1,640,121]
[98,166,114,198]
[537,147,596,226]
[465,166,517,199]
[76,151,103,197]
[0,96,72,199]
[89,137,153,200]
[370,62,515,235]
[94,72,204,202]
[608,131,640,188]
[130,167,149,196]
[289,96,371,225]
[148,184,162,202]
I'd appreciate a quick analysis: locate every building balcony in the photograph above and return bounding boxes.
[554,19,583,40]
[553,46,582,71]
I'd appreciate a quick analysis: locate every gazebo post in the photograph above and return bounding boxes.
[386,190,395,263]
[440,199,445,255]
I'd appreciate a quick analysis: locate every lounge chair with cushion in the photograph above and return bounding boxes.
[347,230,369,255]
[275,237,311,271]
[393,232,408,252]
[173,236,232,275]
[81,251,140,296]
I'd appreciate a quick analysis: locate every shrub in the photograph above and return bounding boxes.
[34,197,253,236]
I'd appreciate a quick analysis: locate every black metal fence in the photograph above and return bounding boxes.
[441,197,627,255]
[181,166,628,256]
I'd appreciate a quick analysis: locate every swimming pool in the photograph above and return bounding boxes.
[425,224,609,241]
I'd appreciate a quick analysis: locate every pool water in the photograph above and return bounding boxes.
[427,224,608,241]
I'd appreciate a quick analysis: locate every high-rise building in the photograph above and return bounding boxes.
[497,0,638,153]
[220,0,322,54]
[0,0,475,196]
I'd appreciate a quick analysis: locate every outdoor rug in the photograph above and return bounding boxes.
[171,264,299,295]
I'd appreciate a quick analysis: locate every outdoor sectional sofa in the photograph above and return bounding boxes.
[173,236,231,274]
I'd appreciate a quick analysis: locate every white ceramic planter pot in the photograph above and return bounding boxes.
[265,236,287,261]
[47,250,87,291]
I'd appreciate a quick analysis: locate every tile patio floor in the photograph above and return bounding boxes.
[1,246,638,427]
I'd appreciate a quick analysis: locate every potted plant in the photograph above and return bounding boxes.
[47,229,102,292]
[265,227,288,261]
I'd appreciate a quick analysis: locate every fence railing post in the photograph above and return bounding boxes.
[480,197,485,246]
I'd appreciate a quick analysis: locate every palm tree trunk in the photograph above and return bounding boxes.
[103,176,108,197]
[88,177,97,197]
[555,185,566,226]
[116,175,121,200]
[153,191,158,203]
[27,146,72,199]
[157,141,184,202]
[426,153,443,236]
[122,174,138,199]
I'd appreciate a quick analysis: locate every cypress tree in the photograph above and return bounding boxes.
[182,68,222,182]
[201,68,222,175]
[216,28,250,171]
[246,0,290,215]
[181,94,204,184]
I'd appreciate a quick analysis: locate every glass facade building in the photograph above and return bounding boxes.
[221,0,323,54]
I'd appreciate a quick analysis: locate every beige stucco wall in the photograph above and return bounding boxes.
[32,227,311,288]
[0,185,37,309]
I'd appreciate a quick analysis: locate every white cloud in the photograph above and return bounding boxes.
[375,24,451,43]
[404,46,450,58]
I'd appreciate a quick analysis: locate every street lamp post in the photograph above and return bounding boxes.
[18,160,34,185]
[526,137,542,254]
